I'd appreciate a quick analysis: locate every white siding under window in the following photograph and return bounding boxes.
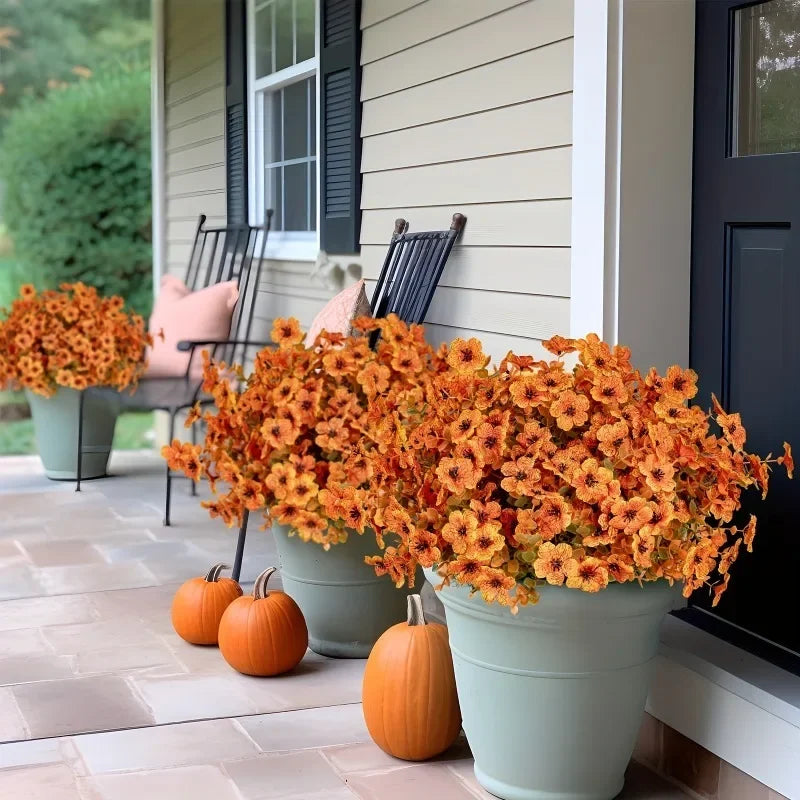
[359,0,574,359]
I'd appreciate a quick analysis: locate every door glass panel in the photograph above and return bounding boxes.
[732,0,800,156]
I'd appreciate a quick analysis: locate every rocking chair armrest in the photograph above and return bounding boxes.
[176,338,275,352]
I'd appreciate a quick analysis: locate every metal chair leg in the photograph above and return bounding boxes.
[232,509,249,582]
[75,391,85,492]
[164,410,176,527]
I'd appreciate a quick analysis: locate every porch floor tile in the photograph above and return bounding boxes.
[0,452,691,798]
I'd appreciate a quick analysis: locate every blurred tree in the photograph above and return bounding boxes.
[0,0,150,131]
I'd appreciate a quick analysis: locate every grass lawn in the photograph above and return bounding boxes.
[0,412,155,457]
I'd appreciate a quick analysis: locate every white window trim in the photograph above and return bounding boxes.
[246,0,321,262]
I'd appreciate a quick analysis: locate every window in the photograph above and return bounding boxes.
[248,0,318,258]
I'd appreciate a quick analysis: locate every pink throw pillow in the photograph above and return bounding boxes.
[305,279,372,346]
[145,274,239,380]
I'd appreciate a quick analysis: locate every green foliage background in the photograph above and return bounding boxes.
[0,0,151,132]
[0,69,153,316]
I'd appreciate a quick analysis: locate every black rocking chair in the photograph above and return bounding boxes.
[76,211,273,526]
[230,212,466,580]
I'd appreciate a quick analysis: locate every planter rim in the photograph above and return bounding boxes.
[423,567,681,627]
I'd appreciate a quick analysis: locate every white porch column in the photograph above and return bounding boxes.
[571,0,695,372]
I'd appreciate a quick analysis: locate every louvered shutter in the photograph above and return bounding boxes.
[319,0,362,253]
[225,0,248,225]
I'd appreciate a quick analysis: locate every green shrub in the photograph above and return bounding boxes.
[0,68,152,316]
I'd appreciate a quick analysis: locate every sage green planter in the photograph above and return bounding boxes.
[424,568,679,800]
[25,387,118,481]
[273,524,421,658]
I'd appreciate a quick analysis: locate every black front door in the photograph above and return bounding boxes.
[691,0,800,659]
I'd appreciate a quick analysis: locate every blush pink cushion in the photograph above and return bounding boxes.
[305,279,372,345]
[145,274,239,380]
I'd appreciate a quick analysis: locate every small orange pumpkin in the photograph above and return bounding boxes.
[362,593,461,761]
[218,566,308,676]
[171,563,242,645]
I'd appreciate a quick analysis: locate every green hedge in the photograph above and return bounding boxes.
[0,69,152,315]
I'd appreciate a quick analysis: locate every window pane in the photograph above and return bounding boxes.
[263,91,282,163]
[284,162,308,230]
[275,0,293,72]
[254,3,274,78]
[309,159,317,231]
[265,166,282,230]
[296,0,315,62]
[309,76,316,156]
[733,0,800,156]
[283,80,308,160]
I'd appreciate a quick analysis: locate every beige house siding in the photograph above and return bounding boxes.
[162,0,327,338]
[164,0,227,279]
[359,0,574,358]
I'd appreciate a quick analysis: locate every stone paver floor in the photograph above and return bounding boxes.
[0,451,689,798]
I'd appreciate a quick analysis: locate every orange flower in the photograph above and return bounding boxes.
[499,457,541,496]
[572,458,615,504]
[450,410,483,443]
[509,375,542,409]
[261,417,298,449]
[533,542,573,585]
[590,374,628,405]
[441,510,478,555]
[408,528,441,567]
[662,365,698,400]
[357,362,390,395]
[638,454,676,494]
[447,556,484,585]
[606,554,634,583]
[464,522,505,563]
[265,462,297,500]
[322,349,356,377]
[447,337,487,374]
[475,567,516,605]
[717,410,747,451]
[743,514,757,553]
[550,390,590,431]
[779,442,794,479]
[608,496,653,537]
[271,317,304,347]
[632,530,656,568]
[565,557,609,592]
[436,457,480,494]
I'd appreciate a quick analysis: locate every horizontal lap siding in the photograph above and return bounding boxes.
[163,0,327,331]
[164,0,226,280]
[360,0,574,360]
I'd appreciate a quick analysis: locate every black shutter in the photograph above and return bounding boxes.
[319,0,362,253]
[225,0,248,225]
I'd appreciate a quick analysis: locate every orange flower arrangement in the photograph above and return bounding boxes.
[322,333,792,611]
[0,283,151,396]
[163,315,445,546]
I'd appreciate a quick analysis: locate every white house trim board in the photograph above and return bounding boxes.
[570,0,618,343]
[571,0,694,372]
[151,0,167,291]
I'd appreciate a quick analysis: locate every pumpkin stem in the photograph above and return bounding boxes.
[204,563,230,582]
[407,594,426,626]
[253,566,278,599]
